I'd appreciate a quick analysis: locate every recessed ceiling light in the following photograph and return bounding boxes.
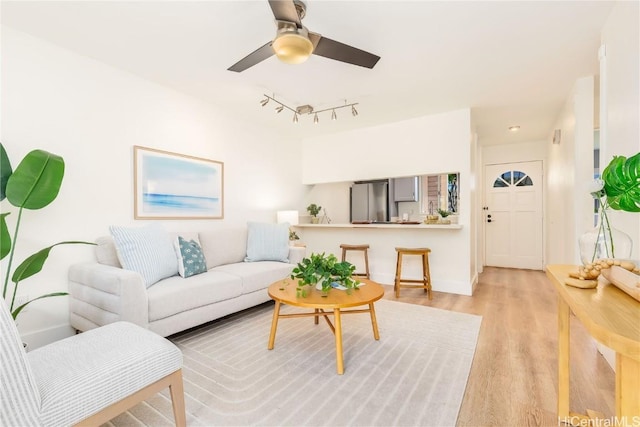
[509,126,521,132]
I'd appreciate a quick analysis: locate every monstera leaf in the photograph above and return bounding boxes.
[602,152,640,212]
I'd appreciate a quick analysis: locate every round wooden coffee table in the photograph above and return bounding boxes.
[267,278,385,375]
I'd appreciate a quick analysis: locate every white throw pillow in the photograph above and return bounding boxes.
[244,222,289,263]
[110,223,178,287]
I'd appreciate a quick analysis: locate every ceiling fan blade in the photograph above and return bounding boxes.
[312,35,380,69]
[227,41,275,72]
[268,0,301,27]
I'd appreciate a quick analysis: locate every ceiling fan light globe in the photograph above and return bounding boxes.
[273,33,313,64]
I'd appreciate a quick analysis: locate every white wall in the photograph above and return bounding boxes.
[596,0,639,370]
[546,76,595,265]
[600,1,640,260]
[302,109,471,184]
[0,27,305,346]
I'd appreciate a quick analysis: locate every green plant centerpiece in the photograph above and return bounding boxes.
[1,143,93,320]
[290,252,360,297]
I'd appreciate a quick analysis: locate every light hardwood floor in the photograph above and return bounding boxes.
[382,267,616,427]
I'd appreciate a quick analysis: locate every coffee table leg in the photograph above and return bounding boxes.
[314,308,319,325]
[268,300,281,350]
[369,303,380,340]
[334,308,344,375]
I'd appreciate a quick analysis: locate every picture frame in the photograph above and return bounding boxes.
[134,146,224,219]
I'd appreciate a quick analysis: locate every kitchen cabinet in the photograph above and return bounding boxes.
[393,177,419,202]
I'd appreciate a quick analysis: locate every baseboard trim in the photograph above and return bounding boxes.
[372,273,474,296]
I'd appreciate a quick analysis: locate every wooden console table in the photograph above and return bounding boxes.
[546,265,640,425]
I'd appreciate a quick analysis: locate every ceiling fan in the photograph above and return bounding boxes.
[228,0,380,72]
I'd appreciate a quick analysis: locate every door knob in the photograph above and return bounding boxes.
[487,219,492,223]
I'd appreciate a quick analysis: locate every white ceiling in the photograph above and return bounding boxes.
[1,1,614,145]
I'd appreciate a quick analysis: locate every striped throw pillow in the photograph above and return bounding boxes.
[110,224,178,287]
[244,222,289,262]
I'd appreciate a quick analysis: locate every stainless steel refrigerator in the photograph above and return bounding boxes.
[350,180,391,222]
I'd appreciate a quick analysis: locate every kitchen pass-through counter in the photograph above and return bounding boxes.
[293,222,473,296]
[297,223,463,230]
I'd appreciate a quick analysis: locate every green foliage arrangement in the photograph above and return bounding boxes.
[437,208,451,218]
[602,152,640,212]
[289,230,300,241]
[1,143,93,319]
[290,252,360,297]
[306,203,322,217]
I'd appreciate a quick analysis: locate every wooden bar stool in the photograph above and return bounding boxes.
[394,247,432,299]
[340,244,370,279]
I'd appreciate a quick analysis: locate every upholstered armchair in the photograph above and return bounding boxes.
[0,300,186,426]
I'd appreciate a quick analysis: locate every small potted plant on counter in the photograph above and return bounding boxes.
[307,203,322,224]
[438,208,451,224]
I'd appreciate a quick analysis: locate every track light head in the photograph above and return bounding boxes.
[313,113,319,124]
[276,105,284,113]
[331,109,337,120]
[293,113,299,123]
[351,105,358,116]
[260,98,269,107]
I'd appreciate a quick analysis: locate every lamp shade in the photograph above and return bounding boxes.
[277,210,299,226]
[273,33,313,64]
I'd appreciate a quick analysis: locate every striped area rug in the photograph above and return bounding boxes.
[107,299,482,427]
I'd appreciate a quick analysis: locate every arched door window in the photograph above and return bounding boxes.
[493,170,533,188]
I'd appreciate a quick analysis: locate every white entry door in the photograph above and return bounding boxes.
[484,161,543,270]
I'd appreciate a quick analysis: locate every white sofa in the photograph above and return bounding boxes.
[68,227,305,337]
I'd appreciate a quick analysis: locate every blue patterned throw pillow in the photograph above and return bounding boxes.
[175,236,207,278]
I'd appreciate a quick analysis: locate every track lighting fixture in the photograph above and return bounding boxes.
[260,94,359,124]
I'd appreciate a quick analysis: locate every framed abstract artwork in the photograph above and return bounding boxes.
[134,146,224,219]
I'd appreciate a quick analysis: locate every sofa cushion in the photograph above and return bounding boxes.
[109,224,178,287]
[244,222,289,262]
[174,236,207,278]
[146,271,243,322]
[199,228,247,269]
[212,261,295,294]
[95,236,122,268]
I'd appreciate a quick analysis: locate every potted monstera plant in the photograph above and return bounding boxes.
[1,143,93,320]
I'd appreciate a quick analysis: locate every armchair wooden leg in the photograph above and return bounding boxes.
[170,370,187,427]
